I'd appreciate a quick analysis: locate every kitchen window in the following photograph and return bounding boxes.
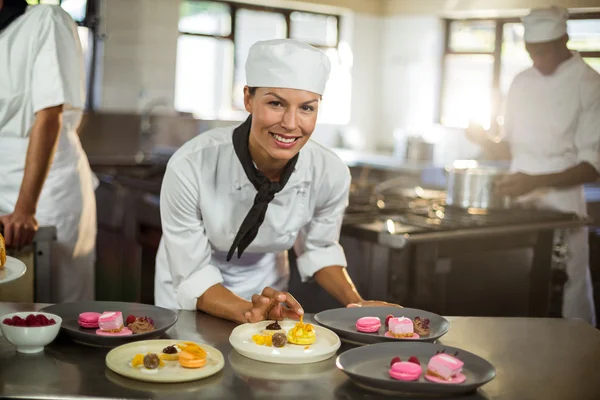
[175,0,351,124]
[26,0,99,109]
[440,14,600,131]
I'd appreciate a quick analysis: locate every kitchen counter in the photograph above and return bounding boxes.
[1,302,600,400]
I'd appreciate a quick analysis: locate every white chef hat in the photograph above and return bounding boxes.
[245,39,331,96]
[523,6,569,43]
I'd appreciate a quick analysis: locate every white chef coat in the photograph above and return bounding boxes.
[504,52,599,325]
[0,5,97,302]
[154,125,351,310]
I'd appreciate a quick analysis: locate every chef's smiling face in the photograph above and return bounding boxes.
[244,86,320,164]
[526,35,570,76]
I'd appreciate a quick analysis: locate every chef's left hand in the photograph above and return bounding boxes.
[495,172,538,197]
[347,300,403,308]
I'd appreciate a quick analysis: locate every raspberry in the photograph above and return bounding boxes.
[49,319,56,325]
[384,315,394,328]
[37,314,49,326]
[12,315,24,324]
[408,356,420,365]
[26,314,38,326]
[126,315,136,325]
[14,320,27,327]
[390,356,401,366]
[3,318,12,325]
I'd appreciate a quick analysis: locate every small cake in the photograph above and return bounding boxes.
[425,353,464,381]
[287,316,316,345]
[98,311,124,332]
[356,316,381,333]
[127,316,155,334]
[388,317,414,338]
[272,332,287,348]
[78,312,102,329]
[160,345,180,361]
[178,342,207,369]
[389,361,422,381]
[413,317,431,336]
[262,321,285,336]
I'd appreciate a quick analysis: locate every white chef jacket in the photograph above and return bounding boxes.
[0,5,97,301]
[503,52,599,325]
[154,125,351,310]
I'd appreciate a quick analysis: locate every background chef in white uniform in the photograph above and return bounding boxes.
[467,6,599,326]
[0,0,97,302]
[156,39,398,323]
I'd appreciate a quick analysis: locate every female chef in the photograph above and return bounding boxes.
[155,39,397,323]
[0,0,97,301]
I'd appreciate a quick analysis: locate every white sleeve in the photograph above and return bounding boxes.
[293,165,351,282]
[31,6,84,113]
[575,69,600,173]
[160,159,224,310]
[501,76,519,143]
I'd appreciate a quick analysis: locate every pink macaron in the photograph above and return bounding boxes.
[389,361,423,381]
[78,312,102,329]
[356,316,381,333]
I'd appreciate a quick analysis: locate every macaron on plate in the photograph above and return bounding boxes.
[336,342,496,396]
[314,306,449,345]
[229,318,341,364]
[105,339,224,383]
[39,301,177,347]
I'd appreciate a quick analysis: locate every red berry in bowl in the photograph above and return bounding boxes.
[390,356,401,366]
[49,319,56,325]
[3,318,12,325]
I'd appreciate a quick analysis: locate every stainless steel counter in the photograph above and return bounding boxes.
[1,302,600,400]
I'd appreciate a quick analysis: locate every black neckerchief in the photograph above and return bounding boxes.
[0,0,28,33]
[227,115,299,261]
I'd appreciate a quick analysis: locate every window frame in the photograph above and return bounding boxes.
[438,12,600,128]
[177,0,342,114]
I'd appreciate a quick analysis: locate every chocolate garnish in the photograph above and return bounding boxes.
[265,321,282,330]
[162,345,178,354]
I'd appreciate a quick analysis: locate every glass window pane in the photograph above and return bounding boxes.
[441,54,494,128]
[26,1,39,4]
[40,0,60,4]
[449,20,496,52]
[317,46,352,124]
[500,23,532,95]
[232,9,286,110]
[567,19,600,52]
[175,36,234,118]
[179,0,231,36]
[76,26,92,108]
[290,12,338,47]
[61,0,87,23]
[584,57,600,73]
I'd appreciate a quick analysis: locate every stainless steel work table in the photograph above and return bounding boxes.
[1,302,599,400]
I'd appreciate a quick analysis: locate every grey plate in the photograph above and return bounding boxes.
[39,301,177,348]
[314,307,449,345]
[336,342,496,396]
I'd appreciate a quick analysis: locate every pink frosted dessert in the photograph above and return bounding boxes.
[97,311,124,333]
[356,317,381,333]
[389,361,422,381]
[388,317,414,338]
[96,327,133,336]
[425,353,464,381]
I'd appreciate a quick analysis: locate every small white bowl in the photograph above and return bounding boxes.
[1,312,62,353]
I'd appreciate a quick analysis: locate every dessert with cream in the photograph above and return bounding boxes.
[355,316,381,333]
[160,345,180,361]
[126,316,155,334]
[425,353,465,383]
[96,311,132,336]
[287,316,316,345]
[388,317,415,338]
[389,356,422,381]
[413,317,431,336]
[262,321,285,336]
[177,342,207,369]
[78,312,101,329]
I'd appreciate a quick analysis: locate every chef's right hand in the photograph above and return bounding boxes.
[465,121,487,146]
[0,212,38,249]
[244,287,304,323]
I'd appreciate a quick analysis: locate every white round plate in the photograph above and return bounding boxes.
[229,320,341,365]
[0,257,27,285]
[105,339,224,383]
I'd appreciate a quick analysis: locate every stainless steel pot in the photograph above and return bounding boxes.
[445,164,512,209]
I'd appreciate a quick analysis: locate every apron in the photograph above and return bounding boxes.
[0,130,98,302]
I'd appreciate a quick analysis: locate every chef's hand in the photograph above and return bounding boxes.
[244,287,304,323]
[347,300,403,308]
[495,172,538,197]
[0,212,38,249]
[465,121,488,146]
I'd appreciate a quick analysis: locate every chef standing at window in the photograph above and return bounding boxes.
[0,0,97,301]
[155,39,398,322]
[467,6,599,326]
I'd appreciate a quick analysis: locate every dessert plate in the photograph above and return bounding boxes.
[106,339,224,383]
[39,301,177,347]
[336,342,496,396]
[314,307,449,345]
[0,256,27,285]
[229,319,341,365]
